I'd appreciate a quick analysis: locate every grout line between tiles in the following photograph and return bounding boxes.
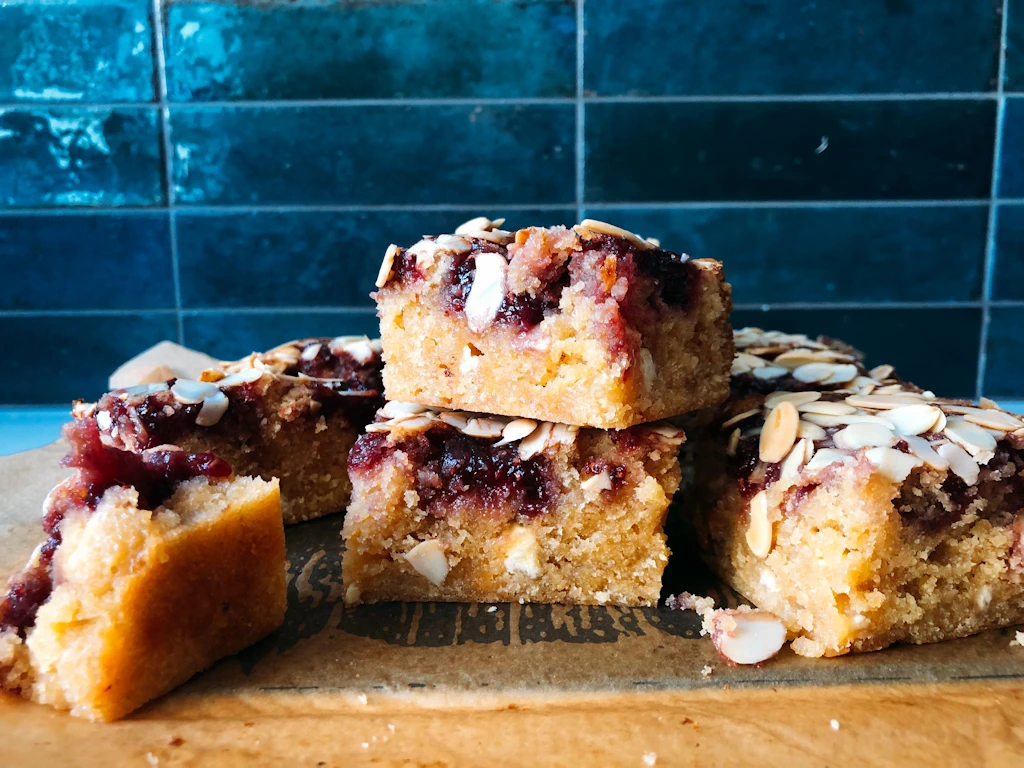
[150,0,183,345]
[575,0,585,222]
[731,301,984,311]
[976,0,1010,400]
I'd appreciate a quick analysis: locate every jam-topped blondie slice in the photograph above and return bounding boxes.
[0,419,286,721]
[374,218,733,428]
[687,328,1024,657]
[73,336,384,524]
[342,402,685,606]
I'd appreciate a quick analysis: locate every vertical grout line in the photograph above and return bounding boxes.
[575,0,585,222]
[151,0,183,345]
[977,0,1010,400]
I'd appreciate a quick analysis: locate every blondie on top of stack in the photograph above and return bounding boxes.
[686,327,1024,657]
[374,218,733,429]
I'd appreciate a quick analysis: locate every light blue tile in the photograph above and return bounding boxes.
[0,407,70,456]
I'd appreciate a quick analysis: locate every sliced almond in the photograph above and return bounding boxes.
[519,421,553,459]
[903,436,950,471]
[404,540,449,586]
[746,491,772,558]
[936,442,980,484]
[797,400,857,416]
[765,391,821,410]
[727,427,741,456]
[391,415,435,432]
[170,379,220,404]
[759,401,799,463]
[773,348,842,369]
[381,401,430,419]
[735,352,768,370]
[869,364,895,381]
[577,218,650,248]
[944,417,997,461]
[376,243,398,288]
[462,417,506,439]
[581,471,613,493]
[439,411,471,430]
[549,423,579,444]
[753,366,788,380]
[495,418,538,446]
[710,609,787,665]
[217,367,264,387]
[300,342,323,362]
[802,412,891,428]
[722,408,760,430]
[943,405,1023,432]
[779,438,809,481]
[833,422,894,450]
[464,252,507,332]
[980,397,1001,410]
[455,216,501,234]
[796,420,827,440]
[880,404,943,436]
[791,362,836,383]
[805,448,853,472]
[846,393,928,410]
[196,391,229,427]
[865,446,922,482]
[823,364,859,384]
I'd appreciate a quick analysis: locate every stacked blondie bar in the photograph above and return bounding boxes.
[341,218,734,607]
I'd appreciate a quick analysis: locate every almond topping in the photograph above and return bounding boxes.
[404,540,449,586]
[779,438,809,480]
[903,436,950,471]
[746,491,772,558]
[880,404,943,436]
[519,421,553,460]
[801,412,892,428]
[581,471,613,493]
[196,391,229,427]
[709,609,787,665]
[462,417,506,439]
[869,364,895,381]
[943,417,997,461]
[381,401,429,419]
[721,408,760,430]
[495,418,538,446]
[796,420,827,440]
[759,401,799,463]
[464,252,508,332]
[376,244,398,288]
[937,442,980,484]
[577,218,651,248]
[753,366,788,380]
[943,406,1023,432]
[764,391,821,409]
[805,448,854,472]
[845,393,927,410]
[832,422,895,450]
[865,446,922,482]
[439,411,471,430]
[797,400,857,416]
[170,379,220,404]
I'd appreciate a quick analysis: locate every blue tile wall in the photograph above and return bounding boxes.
[0,0,1020,403]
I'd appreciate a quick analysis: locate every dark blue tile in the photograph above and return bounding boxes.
[1004,0,1024,89]
[0,107,164,207]
[998,97,1024,197]
[182,311,379,360]
[170,105,574,206]
[730,308,981,398]
[0,0,155,102]
[165,0,575,101]
[176,208,576,309]
[0,313,178,404]
[993,204,1024,299]
[0,213,173,310]
[984,307,1024,398]
[585,100,996,202]
[586,0,1001,96]
[589,205,988,304]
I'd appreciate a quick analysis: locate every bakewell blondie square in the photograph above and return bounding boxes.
[0,419,286,721]
[73,336,384,524]
[687,327,1024,657]
[374,218,733,429]
[342,402,685,606]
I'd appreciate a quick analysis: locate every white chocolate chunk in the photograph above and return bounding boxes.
[582,471,613,493]
[464,252,508,332]
[710,610,787,665]
[503,526,541,578]
[404,540,449,586]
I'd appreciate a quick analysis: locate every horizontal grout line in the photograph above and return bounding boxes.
[181,307,377,315]
[990,300,1024,307]
[0,200,995,216]
[0,308,178,317]
[732,301,984,311]
[5,92,1024,110]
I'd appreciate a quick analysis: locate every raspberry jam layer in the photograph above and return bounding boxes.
[0,419,230,636]
[349,425,554,518]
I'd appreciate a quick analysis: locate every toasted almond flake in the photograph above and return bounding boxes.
[869,364,895,381]
[980,397,1001,410]
[578,218,650,247]
[947,406,1024,432]
[944,416,998,457]
[382,401,430,419]
[549,423,579,444]
[722,408,760,430]
[404,540,449,586]
[648,423,686,441]
[170,379,220,404]
[462,417,506,439]
[217,367,265,388]
[391,415,435,432]
[727,427,741,456]
[880,404,943,436]
[746,491,772,558]
[495,418,538,446]
[797,400,857,416]
[735,352,768,369]
[780,438,810,480]
[300,342,322,362]
[639,348,657,389]
[765,391,821,409]
[710,609,787,665]
[753,366,788,380]
[865,446,922,482]
[792,362,841,383]
[759,401,800,463]
[773,348,842,369]
[519,421,553,459]
[796,420,827,440]
[903,435,950,470]
[805,448,854,472]
[581,471,613,493]
[824,364,859,384]
[365,422,393,433]
[937,442,979,484]
[194,391,229,427]
[464,252,507,332]
[439,411,471,430]
[465,228,513,244]
[833,422,894,450]
[455,216,495,234]
[731,360,752,375]
[845,393,927,410]
[343,338,377,364]
[376,244,398,288]
[645,236,660,247]
[802,412,891,428]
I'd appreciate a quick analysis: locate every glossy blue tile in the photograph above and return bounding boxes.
[182,311,379,360]
[0,213,173,310]
[176,208,575,309]
[586,0,1001,96]
[589,205,988,304]
[998,97,1024,197]
[0,313,178,403]
[731,307,981,398]
[165,0,575,101]
[992,204,1024,300]
[0,0,155,102]
[0,107,164,207]
[170,105,574,206]
[585,100,996,202]
[984,308,1024,398]
[1004,0,1024,89]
